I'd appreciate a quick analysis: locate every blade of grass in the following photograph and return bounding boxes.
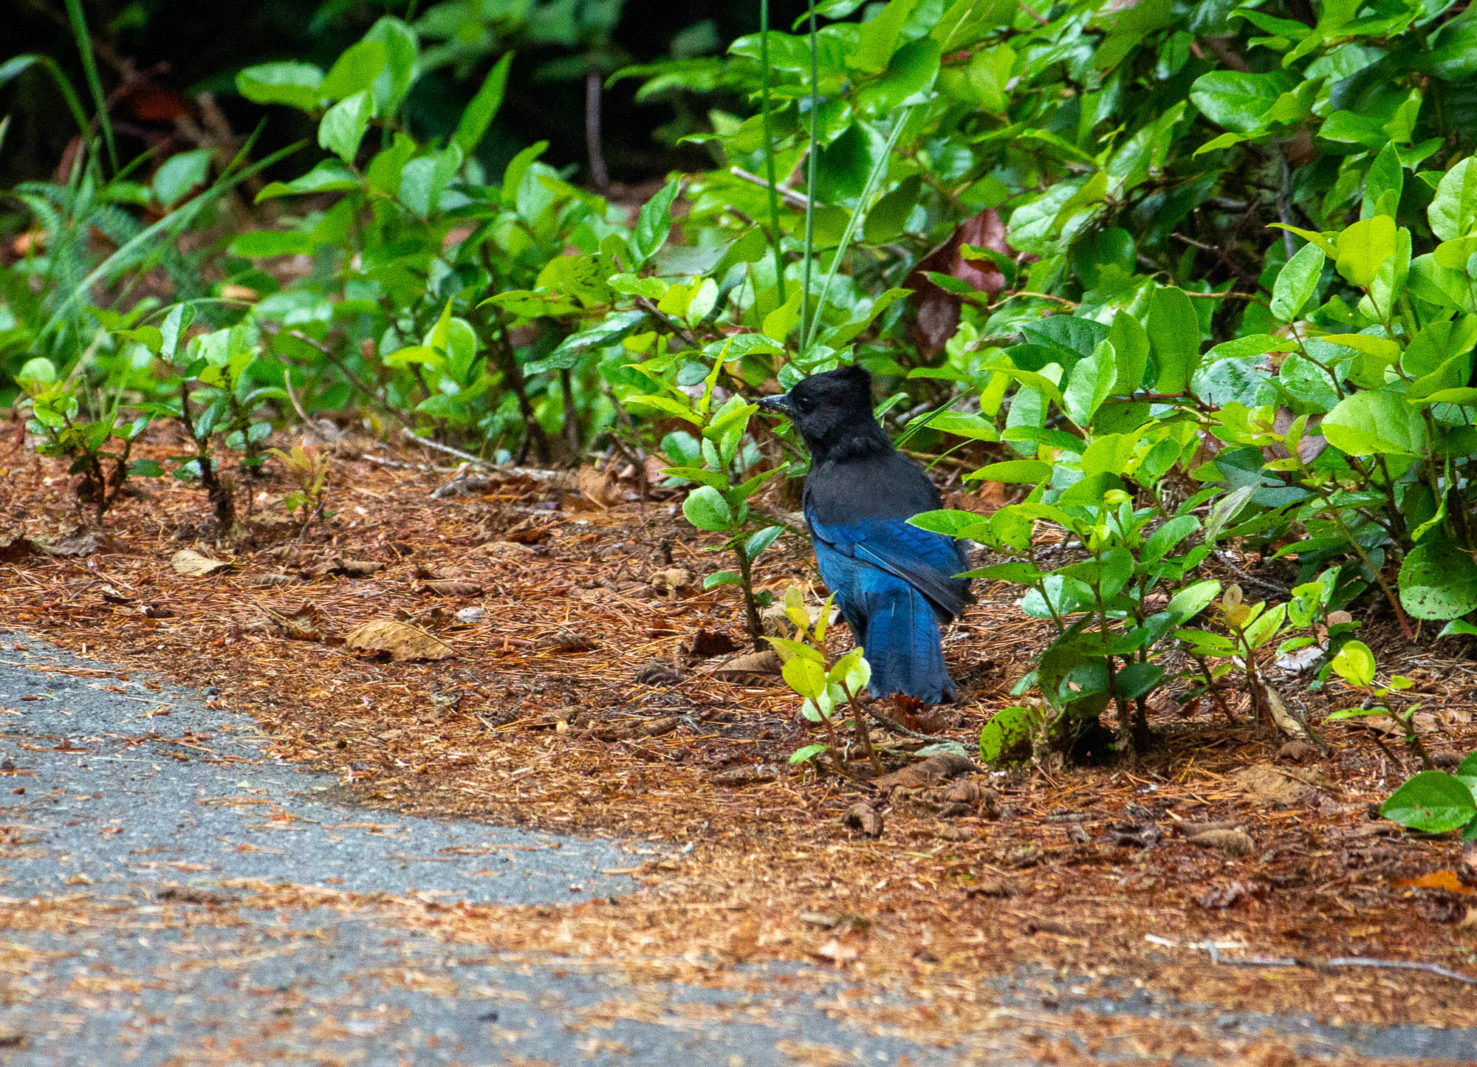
[0,56,92,143]
[799,0,819,348]
[63,0,117,174]
[40,131,305,344]
[758,0,788,309]
[801,107,912,354]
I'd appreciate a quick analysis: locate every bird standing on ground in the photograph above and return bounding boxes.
[758,365,971,704]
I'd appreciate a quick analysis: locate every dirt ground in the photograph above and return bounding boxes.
[3,429,1477,1063]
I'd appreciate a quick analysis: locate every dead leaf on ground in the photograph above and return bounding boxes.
[1231,763,1318,807]
[537,630,597,653]
[418,578,483,597]
[873,752,975,791]
[1188,828,1255,857]
[842,801,884,838]
[42,529,123,557]
[648,567,693,597]
[344,618,453,661]
[714,649,782,677]
[170,548,231,576]
[576,465,625,508]
[1394,870,1477,895]
[586,715,681,742]
[306,556,383,578]
[683,628,738,658]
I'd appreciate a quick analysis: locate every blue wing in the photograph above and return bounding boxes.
[807,515,969,703]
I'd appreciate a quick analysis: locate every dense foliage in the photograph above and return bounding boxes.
[5,0,1477,771]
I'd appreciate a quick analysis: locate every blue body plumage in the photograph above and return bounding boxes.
[759,366,970,703]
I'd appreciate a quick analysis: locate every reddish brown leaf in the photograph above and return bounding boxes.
[905,209,1012,357]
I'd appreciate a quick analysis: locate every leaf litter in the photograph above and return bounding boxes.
[2,438,1477,1056]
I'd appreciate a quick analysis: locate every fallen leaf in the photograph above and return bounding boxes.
[873,752,975,791]
[906,209,1012,357]
[648,567,693,597]
[1394,870,1477,895]
[170,548,230,576]
[42,530,123,557]
[812,937,859,965]
[714,649,782,677]
[842,801,884,838]
[344,618,453,661]
[1187,828,1255,856]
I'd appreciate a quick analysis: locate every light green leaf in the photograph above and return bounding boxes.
[1331,640,1376,688]
[453,52,512,154]
[1335,215,1396,288]
[236,62,324,111]
[318,90,372,164]
[1429,157,1477,242]
[1399,537,1477,621]
[1271,243,1324,322]
[1322,390,1427,456]
[1381,771,1477,834]
[682,485,733,532]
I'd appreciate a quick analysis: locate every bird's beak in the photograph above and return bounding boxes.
[757,392,794,416]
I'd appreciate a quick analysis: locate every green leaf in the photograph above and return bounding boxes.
[629,178,682,265]
[907,509,989,539]
[1146,286,1199,393]
[1188,70,1287,133]
[1331,639,1376,688]
[364,17,418,116]
[255,160,358,201]
[1399,537,1477,621]
[398,144,462,216]
[789,743,830,764]
[151,149,212,206]
[454,53,513,155]
[1322,390,1427,457]
[526,310,648,375]
[703,571,743,590]
[236,62,324,111]
[1167,579,1221,622]
[682,485,733,532]
[318,90,372,164]
[1062,339,1117,427]
[782,655,829,700]
[1429,157,1477,243]
[979,705,1034,766]
[744,525,784,561]
[1335,215,1397,289]
[1381,771,1477,834]
[854,0,921,74]
[973,460,1052,485]
[319,39,387,103]
[1270,243,1324,322]
[17,357,57,384]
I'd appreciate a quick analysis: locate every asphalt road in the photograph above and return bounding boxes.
[2,631,1474,1065]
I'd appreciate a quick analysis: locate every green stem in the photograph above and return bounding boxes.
[802,109,912,354]
[800,0,819,347]
[758,0,788,310]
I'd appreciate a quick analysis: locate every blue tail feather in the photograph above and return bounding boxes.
[860,585,955,704]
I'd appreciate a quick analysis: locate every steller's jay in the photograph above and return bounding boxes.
[758,365,970,703]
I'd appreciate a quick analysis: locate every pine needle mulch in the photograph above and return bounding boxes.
[3,434,1477,1057]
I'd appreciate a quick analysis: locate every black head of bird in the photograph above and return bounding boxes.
[756,364,889,462]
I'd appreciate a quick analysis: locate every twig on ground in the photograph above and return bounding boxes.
[1150,936,1477,985]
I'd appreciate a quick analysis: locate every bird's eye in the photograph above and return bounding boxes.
[795,395,815,413]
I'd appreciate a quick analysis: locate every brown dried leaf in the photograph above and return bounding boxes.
[1231,763,1316,807]
[576,465,625,509]
[711,765,779,788]
[873,752,975,791]
[714,649,782,677]
[842,801,884,838]
[905,209,1011,357]
[170,548,230,576]
[537,630,597,653]
[42,529,123,557]
[307,556,383,578]
[587,715,681,742]
[1187,828,1255,857]
[419,578,484,597]
[344,618,453,661]
[683,628,739,658]
[648,567,693,597]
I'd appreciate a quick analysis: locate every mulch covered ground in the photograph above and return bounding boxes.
[3,427,1477,1060]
